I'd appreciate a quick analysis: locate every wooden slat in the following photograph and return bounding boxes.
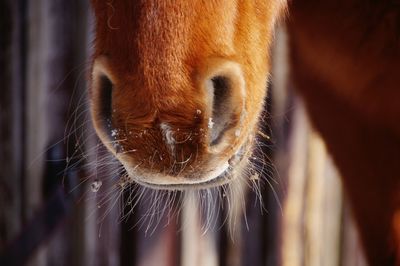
[319,157,343,266]
[181,192,219,266]
[281,102,309,266]
[341,204,368,266]
[25,0,49,264]
[304,132,343,266]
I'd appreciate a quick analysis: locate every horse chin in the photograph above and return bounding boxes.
[122,141,251,191]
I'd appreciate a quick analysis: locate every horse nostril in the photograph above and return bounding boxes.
[203,60,246,148]
[209,76,231,145]
[98,75,113,128]
[91,57,115,141]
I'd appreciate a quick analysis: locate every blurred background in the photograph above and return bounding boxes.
[0,0,368,265]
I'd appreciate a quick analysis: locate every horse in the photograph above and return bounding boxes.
[89,0,400,265]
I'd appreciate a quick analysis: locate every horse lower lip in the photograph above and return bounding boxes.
[138,167,232,190]
[135,151,246,190]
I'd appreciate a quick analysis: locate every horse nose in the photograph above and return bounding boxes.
[199,59,246,152]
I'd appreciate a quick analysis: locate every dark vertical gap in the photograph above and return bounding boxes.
[0,0,13,245]
[261,183,275,266]
[176,214,182,266]
[260,84,279,266]
[246,193,264,266]
[218,206,228,266]
[18,0,28,225]
[175,191,183,266]
[120,189,137,266]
